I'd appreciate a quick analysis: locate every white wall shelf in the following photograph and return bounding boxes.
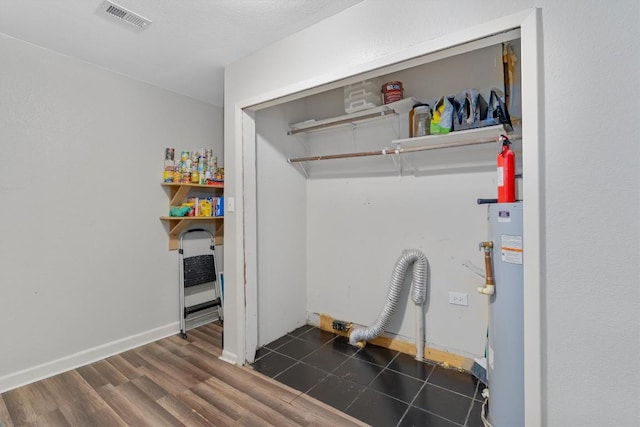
[288,124,514,163]
[287,98,417,135]
[160,182,224,250]
[392,124,510,147]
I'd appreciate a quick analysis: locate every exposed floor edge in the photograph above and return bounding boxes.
[317,313,474,372]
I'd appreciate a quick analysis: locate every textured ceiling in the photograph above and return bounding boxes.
[0,0,363,106]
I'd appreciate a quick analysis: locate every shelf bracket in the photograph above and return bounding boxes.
[295,161,309,179]
[168,219,192,250]
[293,133,310,153]
[169,185,191,207]
[392,113,401,140]
[350,124,357,152]
[389,143,403,176]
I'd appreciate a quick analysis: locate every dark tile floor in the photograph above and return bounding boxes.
[251,325,485,427]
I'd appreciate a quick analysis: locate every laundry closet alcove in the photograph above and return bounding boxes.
[224,9,543,424]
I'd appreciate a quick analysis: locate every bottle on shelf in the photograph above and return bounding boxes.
[412,104,432,137]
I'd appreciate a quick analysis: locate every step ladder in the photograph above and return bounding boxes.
[179,228,223,338]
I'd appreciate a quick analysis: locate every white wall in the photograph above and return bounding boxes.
[225,0,640,424]
[306,174,493,358]
[0,33,222,392]
[255,104,308,347]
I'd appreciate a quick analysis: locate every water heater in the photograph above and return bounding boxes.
[488,202,524,426]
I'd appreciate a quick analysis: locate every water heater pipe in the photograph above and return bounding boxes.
[349,249,429,361]
[478,241,495,296]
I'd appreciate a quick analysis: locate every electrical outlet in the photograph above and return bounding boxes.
[332,320,350,331]
[448,291,469,306]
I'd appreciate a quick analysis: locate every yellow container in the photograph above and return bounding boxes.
[198,199,212,217]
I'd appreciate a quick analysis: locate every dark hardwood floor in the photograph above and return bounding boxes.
[0,322,366,426]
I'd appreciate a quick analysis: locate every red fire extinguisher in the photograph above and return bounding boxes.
[497,135,516,202]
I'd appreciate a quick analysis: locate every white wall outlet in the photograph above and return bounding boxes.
[448,291,469,306]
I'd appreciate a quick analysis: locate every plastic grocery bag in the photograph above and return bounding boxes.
[453,88,513,132]
[430,96,455,134]
[485,88,512,131]
[454,88,481,130]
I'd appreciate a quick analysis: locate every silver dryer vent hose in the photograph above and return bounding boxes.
[349,249,429,347]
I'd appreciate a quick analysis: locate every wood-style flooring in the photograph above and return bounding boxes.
[0,322,366,426]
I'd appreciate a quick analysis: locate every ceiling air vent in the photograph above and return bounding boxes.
[97,1,152,30]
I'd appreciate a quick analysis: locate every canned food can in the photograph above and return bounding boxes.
[382,81,403,104]
[182,159,191,173]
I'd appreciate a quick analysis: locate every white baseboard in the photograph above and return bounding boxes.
[0,322,179,393]
[219,349,239,365]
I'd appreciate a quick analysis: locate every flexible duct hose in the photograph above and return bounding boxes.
[349,249,429,348]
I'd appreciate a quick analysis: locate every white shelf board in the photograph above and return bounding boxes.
[287,97,418,135]
[392,124,509,147]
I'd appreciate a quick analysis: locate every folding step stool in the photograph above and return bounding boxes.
[179,228,223,338]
